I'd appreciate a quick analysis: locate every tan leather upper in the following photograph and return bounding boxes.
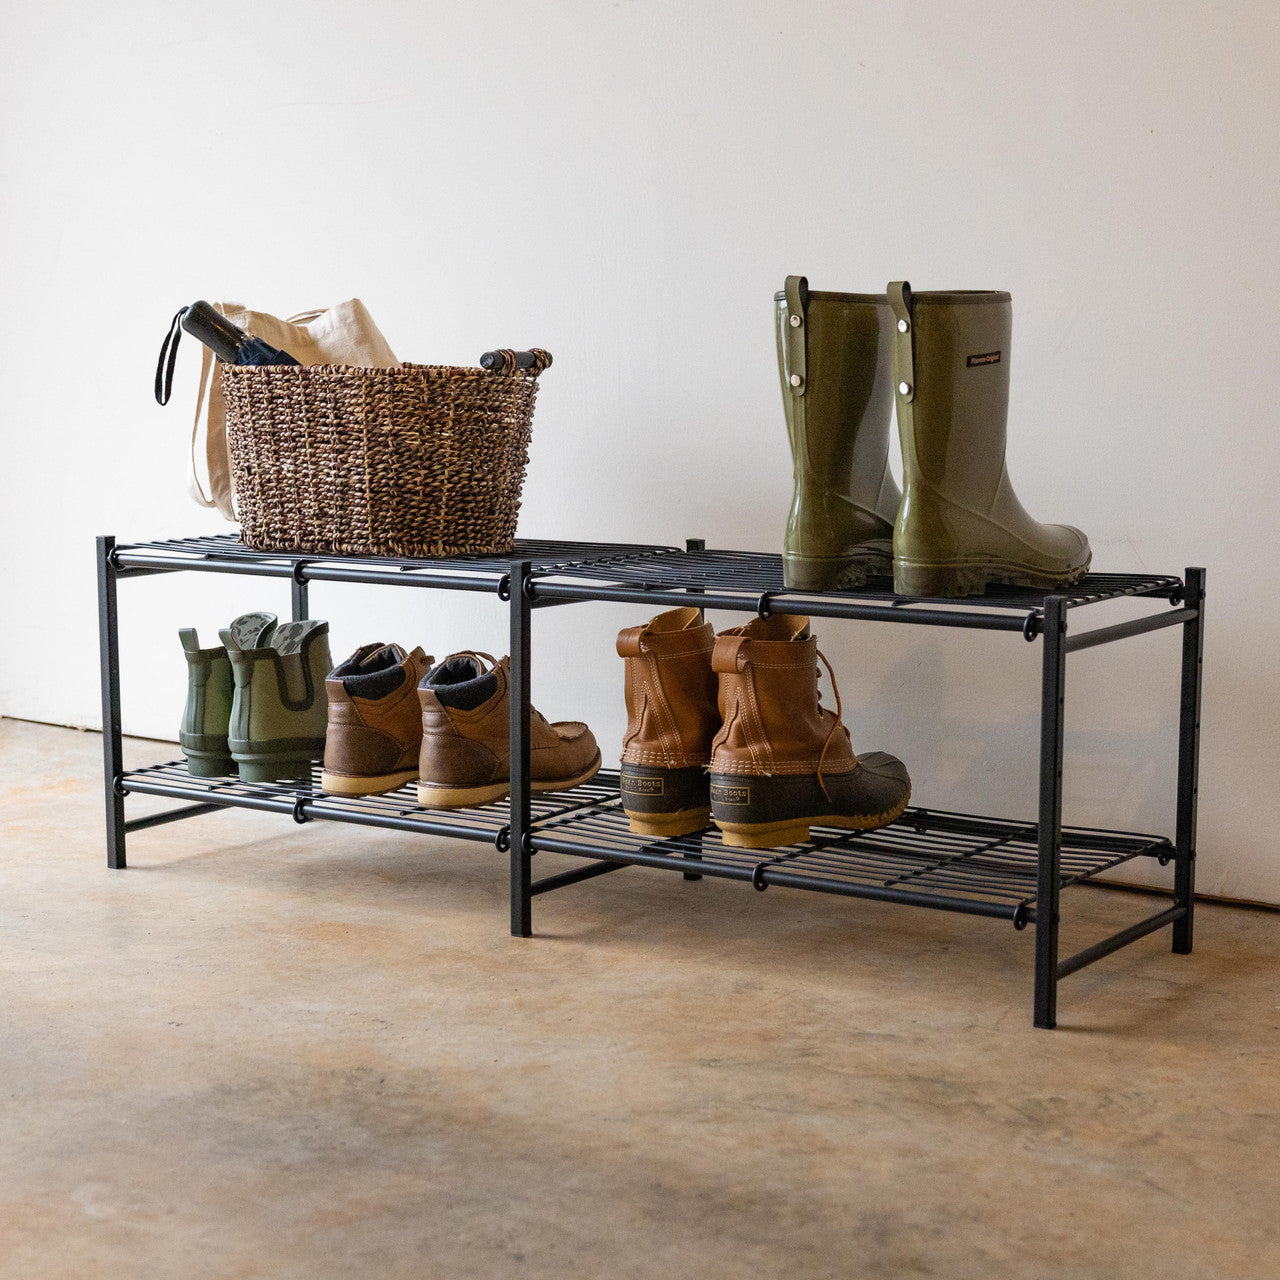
[323,645,432,777]
[710,613,855,778]
[418,655,599,787]
[617,606,718,769]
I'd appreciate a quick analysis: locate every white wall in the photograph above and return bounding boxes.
[2,1,1277,901]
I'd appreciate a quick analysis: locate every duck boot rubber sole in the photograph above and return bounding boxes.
[415,751,603,810]
[619,762,712,838]
[709,752,911,849]
[893,555,1091,599]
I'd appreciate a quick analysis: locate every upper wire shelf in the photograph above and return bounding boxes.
[533,546,1183,615]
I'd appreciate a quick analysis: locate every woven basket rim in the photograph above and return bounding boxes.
[219,361,538,380]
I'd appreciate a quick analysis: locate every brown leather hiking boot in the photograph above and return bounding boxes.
[617,606,718,837]
[320,643,434,796]
[417,652,601,808]
[709,614,911,848]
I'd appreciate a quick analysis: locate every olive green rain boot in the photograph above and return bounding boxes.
[177,612,277,777]
[777,275,900,590]
[887,282,1091,598]
[221,618,332,784]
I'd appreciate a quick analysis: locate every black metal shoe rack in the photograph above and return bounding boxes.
[97,533,1204,1028]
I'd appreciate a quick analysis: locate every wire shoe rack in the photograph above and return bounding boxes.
[98,532,1204,1028]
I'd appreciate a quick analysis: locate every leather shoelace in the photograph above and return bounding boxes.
[454,650,549,726]
[815,647,846,803]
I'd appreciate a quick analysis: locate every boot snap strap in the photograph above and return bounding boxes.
[712,634,747,673]
[887,281,915,404]
[782,275,808,396]
[616,625,646,658]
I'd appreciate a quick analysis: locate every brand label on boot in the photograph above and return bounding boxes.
[710,782,751,806]
[966,350,1002,367]
[622,776,664,796]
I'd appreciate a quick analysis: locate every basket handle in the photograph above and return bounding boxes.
[479,348,553,375]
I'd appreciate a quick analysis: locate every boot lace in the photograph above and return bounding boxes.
[456,651,549,725]
[815,647,846,803]
[454,650,498,670]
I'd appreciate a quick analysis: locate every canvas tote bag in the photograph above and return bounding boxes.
[189,299,400,521]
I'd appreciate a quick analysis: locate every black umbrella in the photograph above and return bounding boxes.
[156,301,299,405]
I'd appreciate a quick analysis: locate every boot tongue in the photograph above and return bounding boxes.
[744,612,811,643]
[342,647,408,700]
[429,653,488,685]
[645,606,704,634]
[364,643,406,669]
[423,652,500,711]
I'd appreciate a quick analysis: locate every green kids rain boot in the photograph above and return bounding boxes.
[178,612,277,777]
[777,275,900,590]
[887,282,1091,598]
[220,618,332,784]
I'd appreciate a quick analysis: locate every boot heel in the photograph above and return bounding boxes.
[710,773,818,848]
[235,756,315,785]
[783,551,890,592]
[619,763,710,836]
[893,559,987,599]
[184,754,236,778]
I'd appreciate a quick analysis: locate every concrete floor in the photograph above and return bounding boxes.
[2,717,1278,1279]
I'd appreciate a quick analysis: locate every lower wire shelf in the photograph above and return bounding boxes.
[122,763,1173,925]
[529,772,1174,925]
[120,760,620,847]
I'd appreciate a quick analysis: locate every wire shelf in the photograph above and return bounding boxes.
[534,545,1182,616]
[121,759,622,847]
[121,760,1170,921]
[528,772,1172,923]
[112,532,679,581]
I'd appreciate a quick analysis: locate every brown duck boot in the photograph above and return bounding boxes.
[320,643,434,796]
[709,614,911,849]
[417,652,601,808]
[617,606,719,837]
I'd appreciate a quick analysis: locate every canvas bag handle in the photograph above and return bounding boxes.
[184,300,397,521]
[186,301,239,518]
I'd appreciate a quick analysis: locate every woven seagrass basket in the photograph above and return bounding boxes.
[220,350,550,558]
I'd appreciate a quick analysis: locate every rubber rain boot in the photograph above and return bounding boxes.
[222,618,331,784]
[709,613,911,849]
[777,275,900,590]
[887,282,1091,598]
[617,606,719,837]
[177,611,277,777]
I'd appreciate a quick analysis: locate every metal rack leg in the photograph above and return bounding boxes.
[1173,567,1205,954]
[97,535,126,870]
[291,576,309,622]
[683,536,706,881]
[1034,596,1067,1028]
[509,559,533,937]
